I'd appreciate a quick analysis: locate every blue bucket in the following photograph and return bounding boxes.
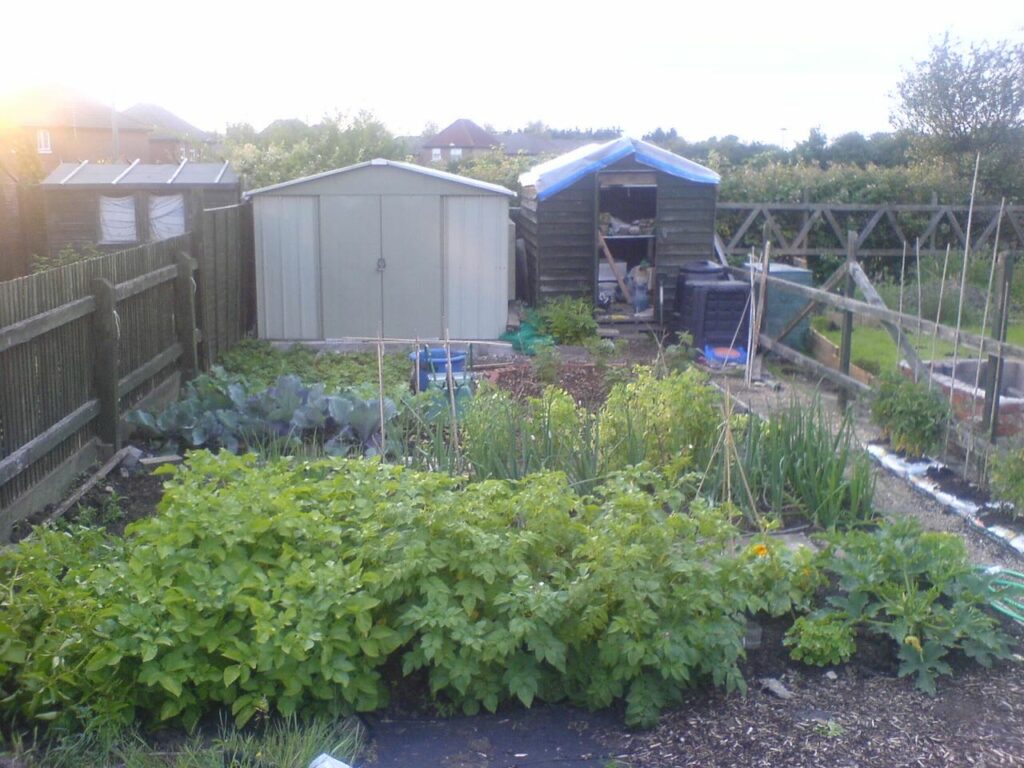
[409,348,467,391]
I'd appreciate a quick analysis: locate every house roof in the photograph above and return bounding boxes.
[0,87,151,132]
[245,158,514,197]
[423,119,497,149]
[519,137,720,200]
[121,103,212,142]
[496,133,592,156]
[40,161,238,187]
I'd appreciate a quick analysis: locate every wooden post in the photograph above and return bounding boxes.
[983,250,1014,441]
[191,199,213,371]
[838,231,856,409]
[92,277,121,450]
[175,251,199,380]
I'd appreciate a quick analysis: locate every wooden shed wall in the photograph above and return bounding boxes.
[522,174,596,303]
[42,187,240,258]
[655,173,718,309]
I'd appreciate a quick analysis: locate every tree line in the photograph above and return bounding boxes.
[208,35,1021,203]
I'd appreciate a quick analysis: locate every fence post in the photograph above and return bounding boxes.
[838,231,856,409]
[175,251,199,380]
[982,250,1014,441]
[92,277,121,450]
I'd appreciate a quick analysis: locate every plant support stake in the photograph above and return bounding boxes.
[946,153,981,429]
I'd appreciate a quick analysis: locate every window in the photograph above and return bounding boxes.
[431,147,441,162]
[36,130,52,154]
[149,194,186,240]
[99,196,138,243]
[449,147,462,161]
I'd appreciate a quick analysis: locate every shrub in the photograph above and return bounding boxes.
[871,371,949,457]
[601,366,721,478]
[988,447,1024,520]
[535,297,598,345]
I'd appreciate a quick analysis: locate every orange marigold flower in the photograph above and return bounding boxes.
[751,543,770,558]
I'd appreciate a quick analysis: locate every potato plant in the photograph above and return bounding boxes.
[0,453,817,732]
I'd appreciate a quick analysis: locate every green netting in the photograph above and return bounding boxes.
[500,322,553,356]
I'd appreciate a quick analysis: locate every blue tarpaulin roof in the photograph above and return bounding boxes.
[519,137,720,200]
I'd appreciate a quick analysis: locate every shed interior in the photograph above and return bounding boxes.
[597,171,658,303]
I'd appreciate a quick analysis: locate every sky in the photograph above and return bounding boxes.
[2,0,1022,147]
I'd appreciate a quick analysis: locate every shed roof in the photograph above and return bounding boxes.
[424,119,497,149]
[245,158,514,197]
[519,137,720,200]
[40,161,238,187]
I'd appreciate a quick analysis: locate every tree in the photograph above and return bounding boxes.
[893,35,1024,197]
[221,111,405,190]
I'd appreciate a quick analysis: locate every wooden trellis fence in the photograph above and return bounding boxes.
[717,202,1024,260]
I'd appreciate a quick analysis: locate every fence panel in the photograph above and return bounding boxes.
[195,202,253,365]
[1,202,253,536]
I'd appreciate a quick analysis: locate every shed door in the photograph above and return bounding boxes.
[381,195,442,338]
[444,196,508,338]
[320,195,382,338]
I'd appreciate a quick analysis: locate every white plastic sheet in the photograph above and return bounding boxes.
[149,194,186,241]
[100,196,137,243]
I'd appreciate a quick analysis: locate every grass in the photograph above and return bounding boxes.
[811,316,1024,376]
[3,715,364,768]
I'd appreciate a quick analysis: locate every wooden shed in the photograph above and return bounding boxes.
[518,138,720,314]
[247,159,515,341]
[38,161,240,259]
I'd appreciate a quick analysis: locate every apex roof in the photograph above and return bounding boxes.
[245,158,513,197]
[423,119,497,149]
[121,104,212,142]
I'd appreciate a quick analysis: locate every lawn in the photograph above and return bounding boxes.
[813,315,1024,376]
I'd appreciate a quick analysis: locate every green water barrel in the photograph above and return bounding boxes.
[746,263,814,351]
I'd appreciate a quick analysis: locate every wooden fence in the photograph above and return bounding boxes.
[734,231,1022,470]
[0,202,253,536]
[717,202,1024,261]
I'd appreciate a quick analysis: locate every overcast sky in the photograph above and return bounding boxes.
[4,0,1022,147]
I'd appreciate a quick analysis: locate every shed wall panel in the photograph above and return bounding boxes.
[254,195,320,339]
[444,197,508,338]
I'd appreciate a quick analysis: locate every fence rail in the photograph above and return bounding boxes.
[717,202,1024,260]
[0,202,253,536]
[738,230,1018,471]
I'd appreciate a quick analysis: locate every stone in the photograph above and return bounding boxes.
[759,677,794,700]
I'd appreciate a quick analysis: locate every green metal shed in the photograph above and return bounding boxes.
[248,159,515,341]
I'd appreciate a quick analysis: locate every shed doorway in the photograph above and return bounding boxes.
[596,171,657,312]
[319,194,443,339]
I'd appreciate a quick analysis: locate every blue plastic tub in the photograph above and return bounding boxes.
[409,348,467,391]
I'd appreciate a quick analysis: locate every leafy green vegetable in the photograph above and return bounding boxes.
[0,453,817,731]
[127,370,395,457]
